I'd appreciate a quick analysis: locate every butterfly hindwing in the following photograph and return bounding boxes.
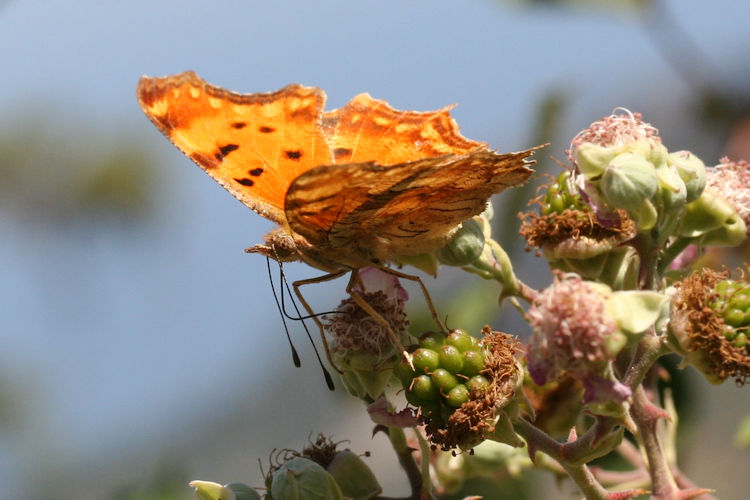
[285,148,536,260]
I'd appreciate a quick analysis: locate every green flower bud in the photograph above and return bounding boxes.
[226,483,262,500]
[270,457,344,500]
[679,189,746,246]
[596,246,640,290]
[436,218,486,266]
[575,142,619,179]
[190,481,237,500]
[326,450,382,500]
[655,161,687,215]
[669,150,706,203]
[600,152,659,230]
[339,361,394,400]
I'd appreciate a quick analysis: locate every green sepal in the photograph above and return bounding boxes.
[609,290,667,335]
[326,450,382,500]
[270,457,344,500]
[394,252,440,277]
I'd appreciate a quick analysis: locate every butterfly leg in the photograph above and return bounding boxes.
[345,269,414,367]
[292,270,348,373]
[372,264,446,332]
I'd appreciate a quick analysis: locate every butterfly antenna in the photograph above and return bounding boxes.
[266,257,301,368]
[273,256,344,321]
[277,262,335,390]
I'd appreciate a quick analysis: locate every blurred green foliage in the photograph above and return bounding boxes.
[0,107,159,225]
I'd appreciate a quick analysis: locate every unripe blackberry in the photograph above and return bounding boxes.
[711,279,750,351]
[397,329,489,426]
[541,171,584,215]
[671,269,750,385]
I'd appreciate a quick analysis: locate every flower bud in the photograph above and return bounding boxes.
[326,450,382,500]
[669,150,706,203]
[270,457,344,500]
[600,152,659,230]
[655,159,687,215]
[678,188,746,247]
[190,481,238,500]
[575,142,619,179]
[436,218,486,266]
[190,481,261,500]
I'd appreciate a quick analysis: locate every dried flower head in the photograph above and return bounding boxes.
[425,327,523,451]
[324,268,409,361]
[706,158,750,235]
[671,268,750,385]
[323,268,412,399]
[519,201,635,261]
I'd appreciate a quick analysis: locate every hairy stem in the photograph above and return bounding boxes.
[630,386,679,499]
[515,418,610,500]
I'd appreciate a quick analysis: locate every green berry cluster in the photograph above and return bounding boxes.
[712,279,750,350]
[541,171,585,215]
[395,329,488,424]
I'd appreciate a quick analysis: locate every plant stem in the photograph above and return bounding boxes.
[384,427,433,500]
[515,418,610,500]
[630,386,679,499]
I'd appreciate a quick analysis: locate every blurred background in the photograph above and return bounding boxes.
[1,0,749,498]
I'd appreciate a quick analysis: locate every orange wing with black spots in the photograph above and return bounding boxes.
[137,71,331,225]
[137,71,539,269]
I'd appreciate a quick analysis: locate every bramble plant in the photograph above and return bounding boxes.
[191,110,750,500]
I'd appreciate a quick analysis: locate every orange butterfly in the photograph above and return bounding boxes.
[137,71,538,370]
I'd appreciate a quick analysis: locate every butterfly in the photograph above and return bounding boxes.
[137,71,539,374]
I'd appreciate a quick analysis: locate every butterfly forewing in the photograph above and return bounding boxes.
[137,71,331,224]
[323,94,485,165]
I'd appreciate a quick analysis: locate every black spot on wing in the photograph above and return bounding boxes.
[231,122,247,129]
[333,147,352,160]
[259,126,275,133]
[235,178,255,187]
[249,168,264,176]
[285,149,302,160]
[215,143,240,161]
[397,225,429,234]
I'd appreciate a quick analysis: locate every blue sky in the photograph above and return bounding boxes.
[1,0,749,498]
